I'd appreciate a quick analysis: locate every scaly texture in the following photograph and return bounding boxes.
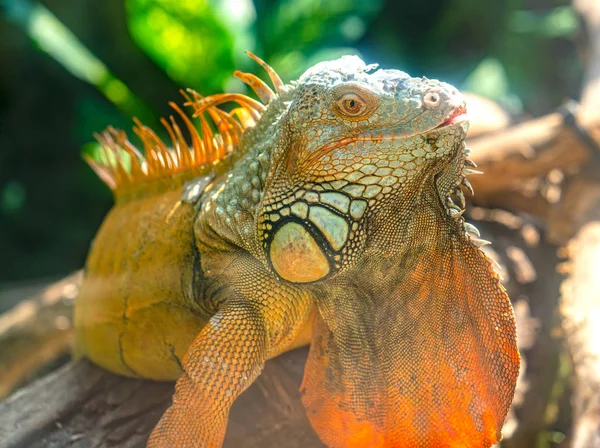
[76,53,519,448]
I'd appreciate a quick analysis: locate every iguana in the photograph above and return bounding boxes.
[75,53,520,448]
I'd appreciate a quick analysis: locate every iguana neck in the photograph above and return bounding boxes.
[194,92,294,258]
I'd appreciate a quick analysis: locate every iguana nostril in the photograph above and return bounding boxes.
[423,92,441,108]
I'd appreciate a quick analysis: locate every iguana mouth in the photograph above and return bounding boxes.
[436,105,468,128]
[363,106,468,141]
[314,106,468,155]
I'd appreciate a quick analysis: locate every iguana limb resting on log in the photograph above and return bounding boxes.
[75,53,520,448]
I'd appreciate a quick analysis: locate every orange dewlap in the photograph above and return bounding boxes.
[301,230,519,448]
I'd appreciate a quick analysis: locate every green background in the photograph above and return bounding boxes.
[0,0,581,286]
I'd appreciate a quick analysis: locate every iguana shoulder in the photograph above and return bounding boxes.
[74,53,294,379]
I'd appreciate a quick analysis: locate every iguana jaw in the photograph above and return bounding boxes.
[436,104,468,128]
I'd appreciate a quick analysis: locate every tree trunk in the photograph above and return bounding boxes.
[0,348,324,448]
[561,224,600,448]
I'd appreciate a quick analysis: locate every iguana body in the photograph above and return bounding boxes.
[75,54,519,447]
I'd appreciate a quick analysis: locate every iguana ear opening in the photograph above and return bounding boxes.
[300,235,519,448]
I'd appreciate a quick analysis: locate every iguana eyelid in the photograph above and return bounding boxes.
[331,83,379,121]
[336,93,366,116]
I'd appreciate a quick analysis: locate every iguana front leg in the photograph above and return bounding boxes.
[148,273,314,447]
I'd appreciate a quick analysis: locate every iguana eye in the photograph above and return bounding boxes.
[331,84,378,121]
[337,93,366,116]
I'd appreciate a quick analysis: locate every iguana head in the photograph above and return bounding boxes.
[260,56,471,283]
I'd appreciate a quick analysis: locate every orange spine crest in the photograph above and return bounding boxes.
[86,53,285,198]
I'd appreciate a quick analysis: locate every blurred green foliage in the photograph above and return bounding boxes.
[127,0,237,93]
[0,0,582,285]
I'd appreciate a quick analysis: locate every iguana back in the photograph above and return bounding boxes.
[75,179,210,379]
[75,61,275,380]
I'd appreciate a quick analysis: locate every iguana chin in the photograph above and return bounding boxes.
[75,52,519,448]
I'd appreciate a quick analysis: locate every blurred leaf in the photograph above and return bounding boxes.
[1,182,26,215]
[256,0,382,65]
[210,0,256,62]
[463,57,522,113]
[4,2,152,121]
[7,1,151,122]
[464,57,509,99]
[510,6,578,38]
[339,15,366,41]
[270,0,380,39]
[542,7,578,38]
[126,0,237,94]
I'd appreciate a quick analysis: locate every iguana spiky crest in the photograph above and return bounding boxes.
[84,52,282,200]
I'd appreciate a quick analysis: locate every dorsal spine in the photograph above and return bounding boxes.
[85,53,284,202]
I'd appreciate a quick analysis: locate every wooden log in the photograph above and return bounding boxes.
[0,349,323,448]
[0,272,81,399]
[556,2,600,445]
[560,223,600,448]
[466,112,600,245]
[463,92,510,138]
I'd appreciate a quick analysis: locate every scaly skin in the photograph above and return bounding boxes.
[75,55,519,448]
